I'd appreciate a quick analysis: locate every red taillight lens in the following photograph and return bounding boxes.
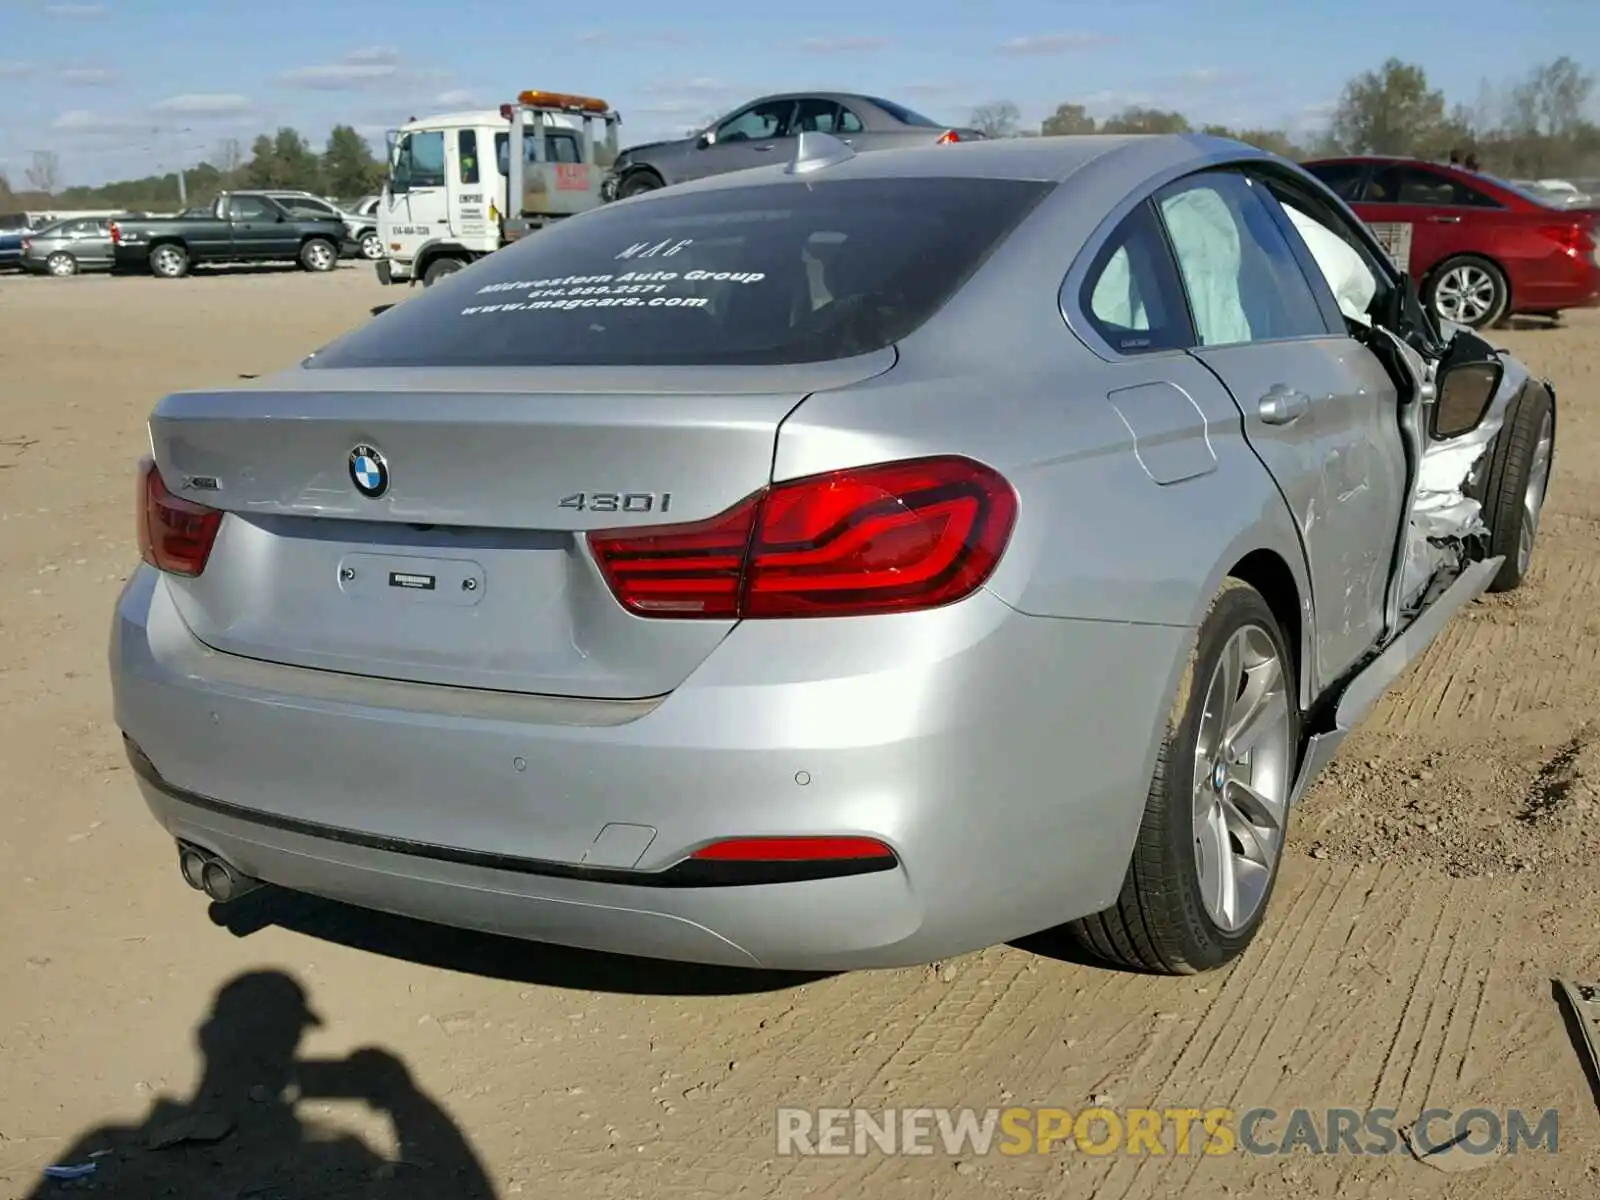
[690,836,895,862]
[588,455,1017,620]
[137,456,222,576]
[936,130,960,144]
[1539,223,1595,255]
[109,221,121,244]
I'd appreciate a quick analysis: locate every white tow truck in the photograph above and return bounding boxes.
[376,89,621,287]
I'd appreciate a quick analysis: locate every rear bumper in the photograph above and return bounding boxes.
[110,567,1188,970]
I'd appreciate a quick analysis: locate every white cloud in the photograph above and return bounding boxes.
[151,93,252,117]
[0,61,38,78]
[50,108,140,131]
[44,3,107,15]
[434,89,475,107]
[997,33,1111,57]
[342,45,402,66]
[795,36,892,53]
[278,47,431,90]
[58,65,119,85]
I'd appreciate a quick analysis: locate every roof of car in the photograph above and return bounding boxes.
[649,132,1276,195]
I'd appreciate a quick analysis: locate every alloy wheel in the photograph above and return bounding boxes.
[1191,624,1294,932]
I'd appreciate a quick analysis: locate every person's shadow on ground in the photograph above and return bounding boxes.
[26,969,496,1198]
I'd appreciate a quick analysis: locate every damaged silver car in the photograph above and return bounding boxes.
[112,134,1555,976]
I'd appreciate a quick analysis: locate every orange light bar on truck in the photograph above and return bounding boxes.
[517,90,612,113]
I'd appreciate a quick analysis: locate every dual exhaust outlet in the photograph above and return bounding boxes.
[177,842,261,904]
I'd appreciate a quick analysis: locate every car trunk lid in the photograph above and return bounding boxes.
[146,356,892,699]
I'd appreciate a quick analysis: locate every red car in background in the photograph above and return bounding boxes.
[1302,155,1600,328]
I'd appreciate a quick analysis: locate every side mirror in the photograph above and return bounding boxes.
[696,131,714,149]
[1430,358,1503,440]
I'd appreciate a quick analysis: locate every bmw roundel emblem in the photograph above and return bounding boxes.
[348,444,389,498]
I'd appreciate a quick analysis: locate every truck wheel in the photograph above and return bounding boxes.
[618,172,663,199]
[300,238,338,273]
[360,231,383,260]
[1424,255,1508,329]
[1481,381,1555,593]
[422,257,464,286]
[1070,579,1299,974]
[149,244,190,279]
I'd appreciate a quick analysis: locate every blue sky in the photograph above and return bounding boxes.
[0,0,1590,188]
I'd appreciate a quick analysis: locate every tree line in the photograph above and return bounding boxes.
[3,54,1596,215]
[0,124,387,212]
[973,55,1597,179]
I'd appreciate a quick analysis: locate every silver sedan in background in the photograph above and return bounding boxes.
[111,132,1555,975]
[21,216,114,276]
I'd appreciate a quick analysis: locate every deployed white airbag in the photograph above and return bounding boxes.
[1282,203,1376,327]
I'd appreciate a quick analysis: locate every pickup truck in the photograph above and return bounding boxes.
[109,192,356,279]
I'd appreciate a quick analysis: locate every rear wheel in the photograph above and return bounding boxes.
[421,256,465,286]
[1481,382,1555,592]
[46,252,78,277]
[1071,580,1299,974]
[149,243,190,279]
[300,238,337,272]
[618,171,663,199]
[1425,255,1508,329]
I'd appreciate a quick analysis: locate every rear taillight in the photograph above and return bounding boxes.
[137,456,222,577]
[936,130,961,144]
[1539,223,1595,256]
[19,239,29,252]
[108,221,121,244]
[588,455,1017,620]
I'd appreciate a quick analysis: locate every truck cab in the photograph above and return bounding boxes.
[377,91,621,287]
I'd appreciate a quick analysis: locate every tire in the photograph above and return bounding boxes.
[1480,381,1555,593]
[421,256,464,286]
[1071,579,1300,974]
[359,231,383,260]
[149,243,190,279]
[1424,255,1508,329]
[617,171,663,199]
[300,238,337,273]
[46,252,78,277]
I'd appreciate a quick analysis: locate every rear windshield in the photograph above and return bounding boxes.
[870,98,941,128]
[306,176,1052,369]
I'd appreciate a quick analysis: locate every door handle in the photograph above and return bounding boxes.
[840,138,854,145]
[753,144,775,152]
[1258,386,1310,425]
[1428,214,1461,224]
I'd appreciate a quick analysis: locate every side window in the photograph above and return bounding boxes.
[1156,173,1328,346]
[836,106,865,134]
[717,101,793,142]
[408,131,447,188]
[1079,202,1194,354]
[1302,162,1366,202]
[228,196,275,221]
[458,130,480,184]
[284,199,332,217]
[495,132,509,177]
[1367,165,1501,208]
[545,132,581,164]
[792,98,842,133]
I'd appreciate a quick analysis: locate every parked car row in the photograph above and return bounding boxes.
[3,191,372,279]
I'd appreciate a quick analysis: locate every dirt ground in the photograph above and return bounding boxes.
[1,265,1598,1199]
